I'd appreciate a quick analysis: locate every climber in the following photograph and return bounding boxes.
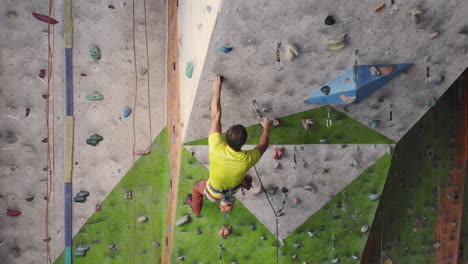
[187,76,270,215]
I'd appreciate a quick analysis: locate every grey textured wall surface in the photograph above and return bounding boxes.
[184,0,468,143]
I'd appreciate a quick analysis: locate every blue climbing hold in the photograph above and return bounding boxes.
[368,120,380,129]
[123,107,132,118]
[369,193,380,201]
[249,224,256,231]
[220,46,233,53]
[304,63,413,105]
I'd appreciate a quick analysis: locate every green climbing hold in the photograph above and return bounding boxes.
[86,91,104,101]
[74,244,90,257]
[185,61,194,78]
[426,97,437,107]
[90,45,101,61]
[86,134,103,146]
[368,120,380,129]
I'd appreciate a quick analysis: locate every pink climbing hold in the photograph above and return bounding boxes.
[39,69,46,78]
[273,147,285,160]
[134,149,151,155]
[6,209,22,217]
[95,203,102,211]
[32,13,59,24]
[272,118,280,127]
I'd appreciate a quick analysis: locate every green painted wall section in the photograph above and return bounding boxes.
[185,106,395,145]
[54,128,170,264]
[367,81,462,263]
[172,146,391,263]
[280,153,392,264]
[172,147,277,263]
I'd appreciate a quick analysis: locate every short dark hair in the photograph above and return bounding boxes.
[226,125,247,151]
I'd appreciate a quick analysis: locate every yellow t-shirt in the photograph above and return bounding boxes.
[207,133,261,198]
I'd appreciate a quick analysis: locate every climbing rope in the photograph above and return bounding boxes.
[131,0,138,262]
[253,165,281,264]
[142,0,159,261]
[45,0,56,262]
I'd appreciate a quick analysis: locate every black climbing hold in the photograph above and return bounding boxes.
[324,15,336,25]
[320,86,331,95]
[42,137,48,143]
[294,242,302,248]
[333,214,341,220]
[281,187,288,193]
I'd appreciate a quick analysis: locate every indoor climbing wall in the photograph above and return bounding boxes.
[175,0,468,263]
[0,0,167,263]
[367,75,463,263]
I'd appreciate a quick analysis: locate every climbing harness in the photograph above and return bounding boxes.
[253,165,286,264]
[326,106,333,128]
[275,42,283,71]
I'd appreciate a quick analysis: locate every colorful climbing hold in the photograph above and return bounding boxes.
[361,224,369,233]
[134,149,151,155]
[108,5,115,9]
[32,13,59,24]
[86,134,103,146]
[369,193,380,201]
[426,98,437,107]
[249,224,257,231]
[368,120,380,129]
[74,244,90,257]
[85,91,104,101]
[218,225,232,238]
[124,190,132,199]
[220,46,233,53]
[95,203,102,211]
[374,3,385,12]
[39,69,46,78]
[176,215,191,226]
[273,147,285,160]
[285,44,299,61]
[137,216,148,223]
[123,107,132,118]
[185,61,194,78]
[301,119,314,129]
[324,15,336,25]
[6,209,22,217]
[90,45,101,61]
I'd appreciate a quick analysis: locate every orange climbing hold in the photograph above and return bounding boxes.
[273,147,285,160]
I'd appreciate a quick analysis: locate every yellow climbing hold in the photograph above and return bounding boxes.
[340,95,357,104]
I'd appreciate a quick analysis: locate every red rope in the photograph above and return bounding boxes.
[45,0,55,263]
[131,0,138,263]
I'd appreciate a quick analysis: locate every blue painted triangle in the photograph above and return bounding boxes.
[304,63,413,105]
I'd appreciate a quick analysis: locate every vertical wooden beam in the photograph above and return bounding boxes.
[435,69,468,264]
[163,0,181,263]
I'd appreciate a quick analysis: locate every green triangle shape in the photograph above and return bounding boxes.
[172,146,278,263]
[54,128,170,264]
[185,106,395,145]
[281,153,392,263]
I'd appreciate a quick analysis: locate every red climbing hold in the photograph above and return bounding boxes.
[25,108,30,117]
[134,149,151,155]
[108,5,115,9]
[6,209,22,217]
[32,13,59,25]
[81,73,87,77]
[39,69,46,78]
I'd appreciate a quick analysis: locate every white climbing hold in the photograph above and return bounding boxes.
[361,224,369,233]
[370,66,381,75]
[137,216,148,223]
[285,44,299,61]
